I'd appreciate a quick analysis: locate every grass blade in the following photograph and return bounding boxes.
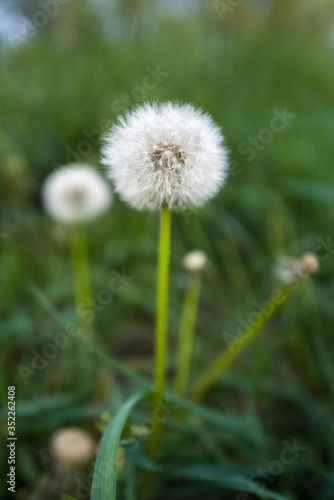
[91,391,147,500]
[170,465,288,500]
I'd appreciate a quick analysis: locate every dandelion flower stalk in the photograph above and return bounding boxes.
[70,224,94,336]
[102,101,229,462]
[42,164,112,338]
[155,205,171,398]
[191,251,319,401]
[173,250,207,395]
[173,272,201,394]
[147,204,171,461]
[191,284,292,401]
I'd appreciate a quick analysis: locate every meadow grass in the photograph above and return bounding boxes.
[1,1,334,498]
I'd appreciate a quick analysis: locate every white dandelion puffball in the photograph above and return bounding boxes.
[51,427,95,467]
[43,165,112,224]
[102,102,228,210]
[183,250,208,273]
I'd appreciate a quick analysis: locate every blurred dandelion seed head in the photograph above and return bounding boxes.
[277,252,319,283]
[102,102,228,211]
[42,165,112,224]
[50,427,96,467]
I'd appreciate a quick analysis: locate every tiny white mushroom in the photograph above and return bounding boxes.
[51,427,96,468]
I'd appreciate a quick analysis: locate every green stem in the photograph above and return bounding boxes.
[173,273,202,394]
[146,205,171,465]
[191,285,292,401]
[70,225,94,337]
[154,205,171,398]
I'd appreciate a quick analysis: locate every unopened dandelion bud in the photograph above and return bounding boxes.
[300,252,319,276]
[183,250,208,273]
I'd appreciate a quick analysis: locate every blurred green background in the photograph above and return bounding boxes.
[1,0,334,499]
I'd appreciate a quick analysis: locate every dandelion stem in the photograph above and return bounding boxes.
[70,225,94,337]
[147,205,171,463]
[173,273,202,394]
[154,205,171,398]
[191,285,292,401]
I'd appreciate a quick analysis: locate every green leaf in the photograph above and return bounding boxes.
[125,460,137,500]
[91,391,147,500]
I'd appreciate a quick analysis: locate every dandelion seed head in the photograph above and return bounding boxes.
[276,252,319,283]
[50,428,95,467]
[102,102,228,211]
[43,165,112,224]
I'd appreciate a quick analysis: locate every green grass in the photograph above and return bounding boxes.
[1,1,334,499]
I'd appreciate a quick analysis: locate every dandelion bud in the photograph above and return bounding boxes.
[43,165,112,224]
[102,102,228,211]
[50,427,95,467]
[183,250,208,273]
[300,252,319,275]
